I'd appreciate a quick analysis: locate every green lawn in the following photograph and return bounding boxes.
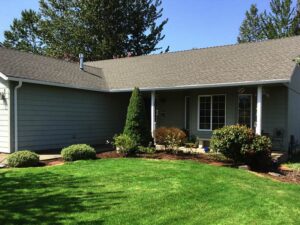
[0,159,300,225]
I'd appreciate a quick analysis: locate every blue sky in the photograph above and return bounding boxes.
[0,1,296,52]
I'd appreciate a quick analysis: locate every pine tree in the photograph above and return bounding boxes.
[238,0,300,43]
[2,0,168,61]
[2,9,44,54]
[123,87,152,147]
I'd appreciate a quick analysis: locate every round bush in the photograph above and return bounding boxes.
[113,134,136,155]
[7,150,39,168]
[245,135,273,171]
[210,125,254,163]
[154,127,186,150]
[61,144,96,162]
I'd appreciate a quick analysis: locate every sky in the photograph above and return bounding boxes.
[0,0,296,52]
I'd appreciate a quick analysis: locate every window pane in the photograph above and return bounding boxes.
[212,95,225,130]
[238,95,251,127]
[199,95,225,130]
[199,96,211,130]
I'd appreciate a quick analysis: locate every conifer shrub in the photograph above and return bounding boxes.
[123,87,152,146]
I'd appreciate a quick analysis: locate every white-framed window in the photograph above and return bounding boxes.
[238,94,252,128]
[198,95,226,131]
[184,96,190,130]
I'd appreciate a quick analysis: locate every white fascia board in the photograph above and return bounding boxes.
[109,79,290,92]
[0,72,290,93]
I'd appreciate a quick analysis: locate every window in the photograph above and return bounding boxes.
[238,94,252,128]
[184,96,190,130]
[198,95,226,130]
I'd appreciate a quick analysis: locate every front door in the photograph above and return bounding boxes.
[238,94,252,128]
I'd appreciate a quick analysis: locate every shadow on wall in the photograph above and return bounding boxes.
[0,170,126,225]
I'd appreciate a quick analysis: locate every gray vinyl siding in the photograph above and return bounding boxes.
[288,66,300,148]
[12,83,129,151]
[0,79,10,152]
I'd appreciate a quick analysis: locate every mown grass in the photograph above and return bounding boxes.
[0,158,300,225]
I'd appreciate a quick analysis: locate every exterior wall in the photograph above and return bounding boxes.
[0,79,10,153]
[11,82,129,151]
[156,85,288,150]
[288,66,300,148]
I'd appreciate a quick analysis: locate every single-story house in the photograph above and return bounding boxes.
[0,36,300,153]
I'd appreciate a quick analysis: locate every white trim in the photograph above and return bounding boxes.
[256,86,263,135]
[197,94,226,131]
[151,91,156,137]
[238,94,253,128]
[0,72,8,81]
[6,76,108,93]
[110,79,290,92]
[14,81,23,152]
[184,96,190,130]
[0,72,288,93]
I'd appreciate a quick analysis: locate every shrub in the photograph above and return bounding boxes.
[210,125,255,164]
[245,135,272,171]
[7,150,39,168]
[113,134,136,155]
[138,146,156,154]
[61,144,96,162]
[154,127,187,150]
[123,87,152,146]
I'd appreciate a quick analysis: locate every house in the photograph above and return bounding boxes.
[0,36,300,153]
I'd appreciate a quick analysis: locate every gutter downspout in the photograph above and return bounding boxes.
[14,81,22,152]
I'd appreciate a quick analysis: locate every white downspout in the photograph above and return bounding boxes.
[151,91,156,137]
[256,85,262,135]
[14,81,22,151]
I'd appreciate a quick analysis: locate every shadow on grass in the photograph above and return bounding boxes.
[0,170,125,225]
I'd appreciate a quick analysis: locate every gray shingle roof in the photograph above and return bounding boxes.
[0,47,108,91]
[1,36,300,92]
[86,36,300,91]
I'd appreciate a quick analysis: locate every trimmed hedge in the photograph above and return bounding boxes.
[61,144,96,162]
[210,125,273,170]
[154,127,187,150]
[210,125,254,163]
[7,150,39,168]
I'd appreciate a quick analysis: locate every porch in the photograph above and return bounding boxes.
[147,84,288,151]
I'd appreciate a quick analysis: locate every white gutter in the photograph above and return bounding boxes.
[109,79,290,92]
[14,81,23,151]
[0,72,290,93]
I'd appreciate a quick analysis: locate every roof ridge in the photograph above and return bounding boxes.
[85,35,300,64]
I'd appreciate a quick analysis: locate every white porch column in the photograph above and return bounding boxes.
[151,91,156,137]
[256,85,262,135]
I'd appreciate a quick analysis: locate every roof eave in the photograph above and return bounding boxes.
[109,79,291,92]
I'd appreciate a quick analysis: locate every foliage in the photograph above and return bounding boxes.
[113,134,137,155]
[2,10,44,54]
[245,135,273,171]
[61,144,96,162]
[137,146,156,154]
[1,159,300,224]
[154,127,187,150]
[123,87,152,147]
[210,125,255,163]
[238,0,300,43]
[7,150,39,168]
[2,0,168,61]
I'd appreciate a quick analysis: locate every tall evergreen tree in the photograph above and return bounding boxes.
[2,0,168,61]
[237,5,265,43]
[2,9,44,54]
[238,0,300,43]
[123,87,152,147]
